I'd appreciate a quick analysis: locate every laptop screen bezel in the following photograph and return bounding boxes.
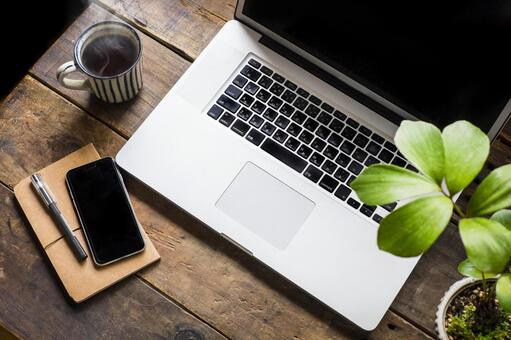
[234,0,511,141]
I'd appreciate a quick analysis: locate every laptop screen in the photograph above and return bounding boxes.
[239,0,511,133]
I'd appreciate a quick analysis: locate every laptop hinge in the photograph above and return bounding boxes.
[258,35,403,126]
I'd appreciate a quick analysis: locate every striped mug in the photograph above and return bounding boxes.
[57,21,143,103]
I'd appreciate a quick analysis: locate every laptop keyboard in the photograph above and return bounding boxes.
[206,57,418,223]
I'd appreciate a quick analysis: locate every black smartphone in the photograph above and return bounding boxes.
[66,157,145,266]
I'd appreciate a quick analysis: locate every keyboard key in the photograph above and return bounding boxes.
[371,133,385,144]
[217,95,240,113]
[291,111,307,124]
[305,104,320,118]
[310,152,325,166]
[334,184,352,201]
[285,137,300,151]
[299,130,314,144]
[252,101,266,114]
[353,134,369,148]
[263,108,278,121]
[366,141,382,156]
[225,85,242,99]
[258,76,273,89]
[207,104,223,119]
[297,88,309,98]
[334,168,350,182]
[347,198,361,209]
[281,90,297,103]
[373,214,383,223]
[275,115,290,129]
[378,148,393,162]
[360,204,375,217]
[273,129,288,143]
[272,73,285,83]
[249,114,264,128]
[233,75,248,88]
[309,95,322,106]
[329,119,344,133]
[392,156,406,167]
[327,133,342,147]
[365,155,379,166]
[268,96,283,109]
[321,102,334,113]
[261,139,307,172]
[248,59,261,68]
[317,112,333,125]
[341,126,357,140]
[287,122,302,136]
[340,140,355,155]
[256,89,271,102]
[297,144,313,159]
[348,160,364,175]
[334,110,347,121]
[321,160,337,175]
[261,122,277,136]
[219,112,235,126]
[279,103,295,117]
[346,117,359,128]
[347,175,356,185]
[293,97,308,110]
[316,126,331,139]
[241,65,261,81]
[359,125,372,136]
[245,82,259,95]
[406,164,419,172]
[382,202,397,212]
[304,165,323,183]
[304,118,319,132]
[335,153,351,167]
[239,93,255,107]
[353,148,368,162]
[269,83,285,96]
[231,119,250,136]
[237,107,252,121]
[246,129,265,146]
[284,80,297,90]
[384,141,397,152]
[319,174,339,193]
[260,65,273,76]
[323,145,339,160]
[311,138,327,152]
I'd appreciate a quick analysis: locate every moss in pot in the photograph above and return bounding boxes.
[350,120,511,339]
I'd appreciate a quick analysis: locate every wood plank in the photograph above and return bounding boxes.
[96,0,233,60]
[30,3,190,139]
[0,183,224,339]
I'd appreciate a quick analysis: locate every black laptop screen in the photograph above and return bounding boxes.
[241,0,511,133]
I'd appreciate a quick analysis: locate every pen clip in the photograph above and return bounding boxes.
[30,173,56,206]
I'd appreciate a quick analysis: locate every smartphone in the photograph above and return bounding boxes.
[66,157,145,266]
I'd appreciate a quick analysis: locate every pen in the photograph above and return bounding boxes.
[31,173,88,262]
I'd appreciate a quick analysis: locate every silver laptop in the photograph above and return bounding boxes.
[117,1,511,330]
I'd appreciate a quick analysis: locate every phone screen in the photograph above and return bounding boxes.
[66,157,145,265]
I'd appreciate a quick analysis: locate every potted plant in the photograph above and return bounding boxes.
[351,120,511,339]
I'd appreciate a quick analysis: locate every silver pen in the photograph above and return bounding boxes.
[31,173,88,262]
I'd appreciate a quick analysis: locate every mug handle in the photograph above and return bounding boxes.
[56,61,91,91]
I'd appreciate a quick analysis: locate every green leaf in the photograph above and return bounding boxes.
[497,274,511,313]
[377,195,453,257]
[457,259,498,279]
[459,218,511,273]
[442,121,489,195]
[350,164,440,206]
[394,120,445,185]
[467,164,511,217]
[491,210,511,232]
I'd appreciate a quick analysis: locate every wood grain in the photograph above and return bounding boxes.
[30,3,190,139]
[0,183,224,339]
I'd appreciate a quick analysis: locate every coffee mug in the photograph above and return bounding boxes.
[57,21,143,103]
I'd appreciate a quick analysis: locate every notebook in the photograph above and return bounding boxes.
[14,144,160,303]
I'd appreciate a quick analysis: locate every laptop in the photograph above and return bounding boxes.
[117,0,511,330]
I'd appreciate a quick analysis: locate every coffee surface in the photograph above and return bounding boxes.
[82,34,138,77]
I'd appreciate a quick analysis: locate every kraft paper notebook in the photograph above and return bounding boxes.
[14,144,160,303]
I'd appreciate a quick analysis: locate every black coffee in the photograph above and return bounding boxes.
[82,34,138,77]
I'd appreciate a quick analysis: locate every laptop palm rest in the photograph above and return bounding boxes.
[216,162,315,250]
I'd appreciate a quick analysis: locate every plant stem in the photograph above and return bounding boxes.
[453,204,466,218]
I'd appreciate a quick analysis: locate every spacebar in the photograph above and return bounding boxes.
[261,139,307,173]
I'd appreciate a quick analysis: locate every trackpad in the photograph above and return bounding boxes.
[216,162,315,250]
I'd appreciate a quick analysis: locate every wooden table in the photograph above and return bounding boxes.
[1,1,511,339]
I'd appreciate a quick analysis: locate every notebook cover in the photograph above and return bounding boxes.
[13,144,160,303]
